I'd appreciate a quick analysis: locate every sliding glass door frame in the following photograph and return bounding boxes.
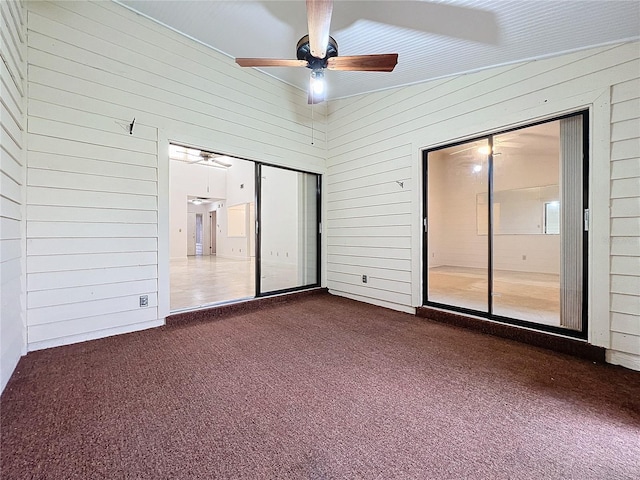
[422,110,589,339]
[254,162,322,298]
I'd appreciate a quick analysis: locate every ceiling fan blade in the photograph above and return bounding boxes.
[307,0,333,59]
[235,58,308,68]
[327,54,398,72]
[212,158,232,168]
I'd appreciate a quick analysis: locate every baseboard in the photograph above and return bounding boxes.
[607,350,640,371]
[328,290,416,315]
[1,333,24,394]
[27,319,165,352]
[416,306,605,363]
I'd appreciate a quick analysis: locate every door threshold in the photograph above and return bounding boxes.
[166,288,328,327]
[416,306,604,363]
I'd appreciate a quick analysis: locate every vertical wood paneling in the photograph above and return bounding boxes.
[326,41,640,370]
[1,0,26,392]
[610,77,640,365]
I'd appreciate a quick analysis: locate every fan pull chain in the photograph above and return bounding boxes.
[311,101,315,145]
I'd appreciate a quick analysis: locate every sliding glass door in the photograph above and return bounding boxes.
[258,165,320,295]
[168,142,320,311]
[426,139,490,312]
[423,111,588,337]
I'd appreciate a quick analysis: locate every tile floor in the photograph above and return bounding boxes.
[170,256,255,311]
[170,255,304,311]
[428,266,562,327]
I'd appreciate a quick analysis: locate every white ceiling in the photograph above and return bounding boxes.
[120,0,640,100]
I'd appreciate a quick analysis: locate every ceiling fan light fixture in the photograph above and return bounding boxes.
[311,70,325,95]
[234,1,398,104]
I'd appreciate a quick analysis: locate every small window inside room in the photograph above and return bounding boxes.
[423,111,588,338]
[227,204,247,237]
[544,201,560,234]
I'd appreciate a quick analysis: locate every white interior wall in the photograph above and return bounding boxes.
[21,0,326,357]
[429,150,489,271]
[326,42,640,369]
[0,0,26,392]
[215,158,255,259]
[261,167,300,266]
[428,148,561,274]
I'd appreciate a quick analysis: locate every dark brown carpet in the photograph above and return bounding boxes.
[2,294,639,479]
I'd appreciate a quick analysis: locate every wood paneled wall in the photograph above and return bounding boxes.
[23,0,326,351]
[609,78,640,369]
[1,0,26,391]
[326,42,640,369]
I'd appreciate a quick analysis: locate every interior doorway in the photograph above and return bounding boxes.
[187,213,204,256]
[187,212,196,256]
[210,211,217,255]
[169,143,321,312]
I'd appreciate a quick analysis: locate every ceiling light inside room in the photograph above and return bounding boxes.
[477,146,491,155]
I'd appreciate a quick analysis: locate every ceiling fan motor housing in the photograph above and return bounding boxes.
[297,34,338,69]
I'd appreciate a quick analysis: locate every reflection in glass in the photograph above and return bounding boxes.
[492,121,561,326]
[477,185,559,235]
[427,139,489,312]
[260,166,318,293]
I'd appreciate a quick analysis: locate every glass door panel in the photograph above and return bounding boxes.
[492,122,562,326]
[259,165,318,294]
[427,139,490,312]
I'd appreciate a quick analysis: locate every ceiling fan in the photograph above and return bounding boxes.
[191,152,232,168]
[172,148,232,168]
[235,0,398,104]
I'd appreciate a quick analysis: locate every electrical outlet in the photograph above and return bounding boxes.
[522,255,527,260]
[139,295,148,307]
[362,275,367,283]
